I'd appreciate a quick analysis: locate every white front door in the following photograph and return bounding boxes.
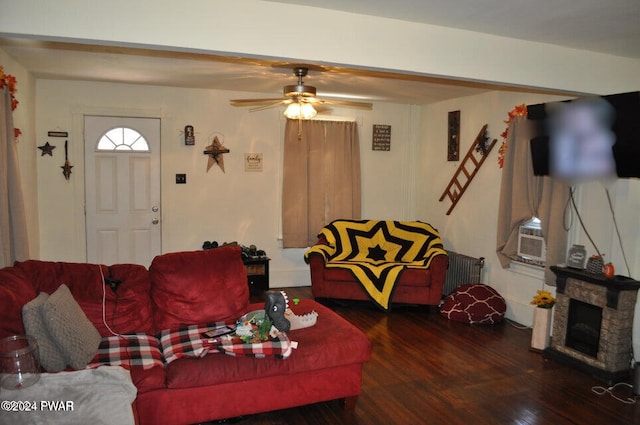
[84,116,161,266]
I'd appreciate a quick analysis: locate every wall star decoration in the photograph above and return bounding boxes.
[38,142,56,156]
[204,136,230,173]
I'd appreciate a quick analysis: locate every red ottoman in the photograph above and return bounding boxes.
[440,284,506,325]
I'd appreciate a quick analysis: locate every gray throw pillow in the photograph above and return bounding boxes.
[22,292,67,372]
[41,284,102,370]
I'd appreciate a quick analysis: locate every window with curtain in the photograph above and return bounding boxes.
[282,119,362,248]
[496,116,570,285]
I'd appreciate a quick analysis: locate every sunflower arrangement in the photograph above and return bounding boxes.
[531,290,556,309]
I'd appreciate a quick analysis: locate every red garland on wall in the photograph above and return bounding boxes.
[0,65,22,141]
[497,104,527,168]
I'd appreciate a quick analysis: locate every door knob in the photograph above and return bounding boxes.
[152,218,159,225]
[152,206,159,212]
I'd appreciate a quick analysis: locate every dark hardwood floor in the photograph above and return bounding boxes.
[211,287,639,425]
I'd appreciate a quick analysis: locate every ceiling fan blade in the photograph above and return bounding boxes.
[229,98,285,107]
[311,103,332,114]
[249,99,292,112]
[310,97,373,109]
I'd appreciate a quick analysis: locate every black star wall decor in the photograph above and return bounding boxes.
[38,142,56,156]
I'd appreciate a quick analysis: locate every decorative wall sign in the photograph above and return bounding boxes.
[372,124,391,151]
[184,125,195,145]
[48,131,68,138]
[244,153,263,172]
[204,136,230,173]
[448,110,460,161]
[38,142,56,156]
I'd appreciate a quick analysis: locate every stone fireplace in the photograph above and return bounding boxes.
[546,266,640,383]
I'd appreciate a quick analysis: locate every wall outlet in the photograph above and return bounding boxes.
[175,173,186,184]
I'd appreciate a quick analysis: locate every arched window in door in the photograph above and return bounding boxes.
[96,127,150,152]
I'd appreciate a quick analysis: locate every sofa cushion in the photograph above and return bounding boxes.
[0,266,36,339]
[83,264,155,335]
[165,300,372,389]
[14,260,154,336]
[150,246,249,332]
[22,292,67,372]
[323,267,431,287]
[42,284,102,369]
[440,284,506,325]
[14,260,106,297]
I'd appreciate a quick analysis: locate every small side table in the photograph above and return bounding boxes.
[243,257,270,294]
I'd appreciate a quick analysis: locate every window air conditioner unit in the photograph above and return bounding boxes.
[517,224,546,262]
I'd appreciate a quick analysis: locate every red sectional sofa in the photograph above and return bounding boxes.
[0,246,371,425]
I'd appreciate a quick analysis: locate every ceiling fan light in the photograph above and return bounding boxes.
[284,102,317,120]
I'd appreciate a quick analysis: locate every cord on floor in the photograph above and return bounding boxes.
[505,318,530,330]
[591,382,638,404]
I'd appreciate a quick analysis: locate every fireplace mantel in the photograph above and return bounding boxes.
[546,266,639,384]
[551,266,640,309]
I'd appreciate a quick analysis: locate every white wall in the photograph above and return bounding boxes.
[35,79,418,286]
[0,49,38,258]
[417,90,640,326]
[1,1,639,95]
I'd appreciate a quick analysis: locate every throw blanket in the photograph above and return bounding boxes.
[305,220,447,310]
[0,366,137,425]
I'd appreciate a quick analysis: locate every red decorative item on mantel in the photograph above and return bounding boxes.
[603,262,615,279]
[0,65,22,141]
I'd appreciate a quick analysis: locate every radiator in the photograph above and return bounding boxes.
[443,251,485,296]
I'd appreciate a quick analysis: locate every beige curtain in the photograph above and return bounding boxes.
[282,119,361,248]
[496,116,569,285]
[0,87,29,267]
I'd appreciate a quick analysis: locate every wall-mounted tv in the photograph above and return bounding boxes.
[528,91,640,181]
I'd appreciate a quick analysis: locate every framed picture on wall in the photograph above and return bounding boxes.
[448,110,460,161]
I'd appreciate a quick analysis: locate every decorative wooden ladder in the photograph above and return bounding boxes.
[439,124,497,215]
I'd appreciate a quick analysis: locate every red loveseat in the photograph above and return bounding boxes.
[306,220,448,310]
[0,246,371,425]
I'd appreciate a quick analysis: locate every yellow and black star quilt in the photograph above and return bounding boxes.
[305,220,447,310]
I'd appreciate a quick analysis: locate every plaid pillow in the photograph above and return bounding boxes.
[89,334,163,370]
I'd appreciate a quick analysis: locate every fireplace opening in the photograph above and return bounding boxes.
[565,299,602,358]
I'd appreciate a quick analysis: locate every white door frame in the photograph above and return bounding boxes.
[71,106,166,263]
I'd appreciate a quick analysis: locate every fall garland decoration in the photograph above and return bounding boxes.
[497,104,527,168]
[0,65,22,140]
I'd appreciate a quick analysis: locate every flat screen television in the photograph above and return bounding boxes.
[528,91,640,181]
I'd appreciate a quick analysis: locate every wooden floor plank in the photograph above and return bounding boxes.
[202,287,639,424]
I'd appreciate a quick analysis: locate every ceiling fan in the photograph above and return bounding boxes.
[229,66,373,119]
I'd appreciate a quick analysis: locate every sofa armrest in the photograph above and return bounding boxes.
[428,254,449,296]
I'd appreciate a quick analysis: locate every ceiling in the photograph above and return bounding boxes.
[268,0,640,59]
[1,0,638,105]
